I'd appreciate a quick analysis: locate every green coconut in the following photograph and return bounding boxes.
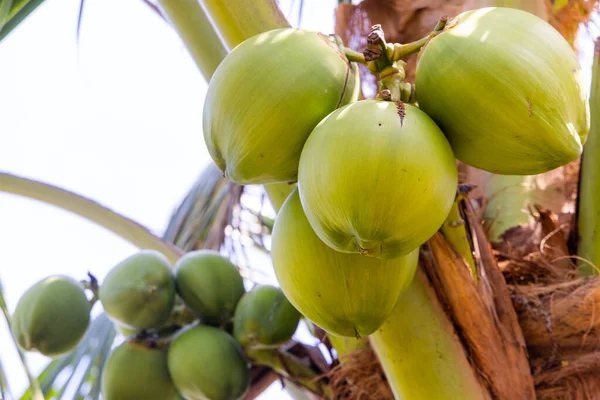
[271,190,420,337]
[203,28,360,185]
[233,285,301,349]
[99,250,176,330]
[101,341,178,400]
[12,275,91,357]
[168,325,250,400]
[174,250,245,327]
[298,100,458,260]
[415,7,589,175]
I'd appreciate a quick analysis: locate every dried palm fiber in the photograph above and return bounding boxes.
[327,347,393,400]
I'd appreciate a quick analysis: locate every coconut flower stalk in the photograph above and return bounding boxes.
[157,0,227,81]
[577,41,600,276]
[198,0,290,51]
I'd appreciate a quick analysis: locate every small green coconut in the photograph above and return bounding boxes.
[233,285,301,349]
[12,275,91,357]
[99,250,176,330]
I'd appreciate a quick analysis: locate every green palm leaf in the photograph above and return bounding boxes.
[0,0,46,42]
[19,314,116,400]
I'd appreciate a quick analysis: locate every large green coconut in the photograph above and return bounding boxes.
[99,250,176,330]
[298,100,457,260]
[233,285,301,349]
[203,28,360,185]
[271,190,420,337]
[12,275,91,357]
[168,325,250,400]
[415,7,589,175]
[174,250,245,327]
[101,341,178,400]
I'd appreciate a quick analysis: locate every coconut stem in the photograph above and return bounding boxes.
[440,189,477,281]
[247,348,332,398]
[576,41,600,276]
[390,16,447,62]
[156,0,228,81]
[264,183,295,213]
[0,172,183,264]
[343,47,366,64]
[370,268,487,400]
[327,334,369,363]
[198,0,290,50]
[83,272,100,308]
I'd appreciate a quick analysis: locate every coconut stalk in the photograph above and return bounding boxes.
[577,41,600,276]
[198,0,290,51]
[157,0,228,81]
[370,268,487,399]
[263,183,295,212]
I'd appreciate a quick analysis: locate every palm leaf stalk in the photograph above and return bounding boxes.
[197,0,290,51]
[0,172,182,264]
[370,268,487,399]
[0,0,46,42]
[577,41,600,276]
[157,0,227,81]
[0,355,11,400]
[18,314,115,400]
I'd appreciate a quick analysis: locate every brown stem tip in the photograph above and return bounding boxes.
[367,24,385,45]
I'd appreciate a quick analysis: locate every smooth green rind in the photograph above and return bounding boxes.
[298,100,458,259]
[233,285,300,348]
[12,275,90,357]
[415,7,589,175]
[577,42,600,276]
[203,28,359,184]
[271,190,419,337]
[174,250,245,326]
[101,342,178,400]
[99,250,176,330]
[370,270,486,400]
[168,325,250,400]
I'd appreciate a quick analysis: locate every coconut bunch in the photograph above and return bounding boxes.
[202,5,589,341]
[10,249,306,400]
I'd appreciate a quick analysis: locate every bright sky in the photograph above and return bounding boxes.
[0,0,336,398]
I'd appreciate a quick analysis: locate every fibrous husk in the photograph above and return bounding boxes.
[328,347,393,400]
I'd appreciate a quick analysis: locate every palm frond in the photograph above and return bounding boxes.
[163,162,241,251]
[0,0,14,29]
[0,0,45,42]
[19,313,116,400]
[0,355,12,400]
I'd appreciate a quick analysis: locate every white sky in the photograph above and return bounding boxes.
[0,0,336,398]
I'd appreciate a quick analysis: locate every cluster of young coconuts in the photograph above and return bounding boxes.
[203,7,588,339]
[12,250,301,400]
[10,5,591,400]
